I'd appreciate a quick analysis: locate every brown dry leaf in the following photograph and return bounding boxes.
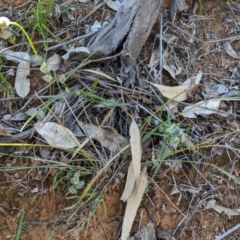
[78,121,128,153]
[34,122,79,149]
[151,83,189,102]
[121,167,148,240]
[149,48,160,68]
[100,107,115,126]
[120,161,135,202]
[129,119,142,180]
[0,129,12,137]
[3,50,31,98]
[83,69,116,81]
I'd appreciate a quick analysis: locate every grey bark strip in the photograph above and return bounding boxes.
[88,0,163,64]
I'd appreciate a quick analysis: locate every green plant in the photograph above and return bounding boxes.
[158,122,181,150]
[198,0,206,15]
[14,207,24,240]
[47,227,58,240]
[31,0,55,48]
[68,172,85,194]
[0,17,41,65]
[0,71,14,99]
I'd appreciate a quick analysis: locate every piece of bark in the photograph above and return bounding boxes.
[120,0,163,86]
[121,0,163,65]
[169,0,185,22]
[87,0,140,56]
[129,223,156,240]
[87,0,163,85]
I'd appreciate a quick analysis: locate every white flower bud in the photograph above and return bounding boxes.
[0,17,10,29]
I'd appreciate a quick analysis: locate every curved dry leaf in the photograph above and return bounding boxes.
[83,69,116,81]
[194,99,220,115]
[130,119,141,180]
[3,50,31,98]
[182,99,221,118]
[10,112,27,121]
[34,122,79,148]
[79,121,128,153]
[225,42,240,59]
[194,71,203,84]
[205,84,229,99]
[47,53,61,71]
[149,48,159,67]
[151,83,188,102]
[162,49,182,79]
[121,169,148,240]
[206,200,240,217]
[61,46,90,60]
[0,129,12,137]
[183,71,202,87]
[163,63,175,79]
[15,59,30,98]
[120,162,135,202]
[182,105,197,118]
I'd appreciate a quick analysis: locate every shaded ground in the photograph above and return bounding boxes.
[0,0,240,240]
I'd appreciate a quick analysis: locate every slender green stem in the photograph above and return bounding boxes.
[10,21,42,65]
[15,207,24,240]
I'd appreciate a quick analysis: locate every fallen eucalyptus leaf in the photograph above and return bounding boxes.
[78,121,128,153]
[121,168,148,240]
[186,71,202,85]
[151,83,189,102]
[10,112,27,121]
[162,49,182,79]
[129,119,141,180]
[120,161,135,202]
[182,99,221,118]
[225,42,240,59]
[206,199,240,217]
[3,50,31,98]
[62,46,90,60]
[83,69,116,81]
[34,122,79,148]
[205,84,229,99]
[149,48,160,68]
